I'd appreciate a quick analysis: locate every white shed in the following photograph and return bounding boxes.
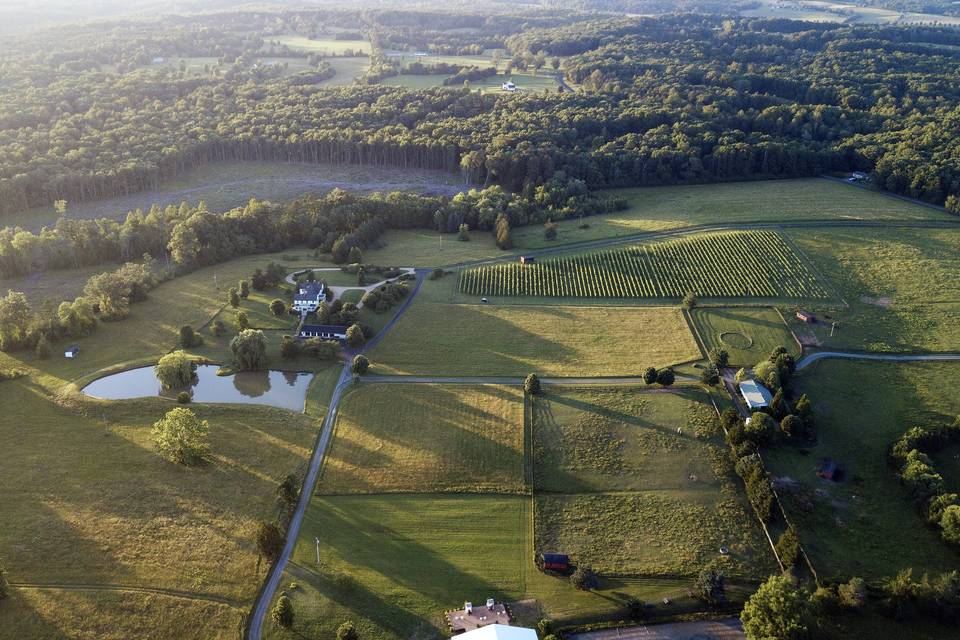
[739,379,773,411]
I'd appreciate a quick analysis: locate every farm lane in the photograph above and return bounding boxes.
[9,581,244,608]
[796,350,960,370]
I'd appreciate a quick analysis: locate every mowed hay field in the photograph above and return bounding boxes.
[786,227,960,353]
[764,360,960,581]
[532,386,776,580]
[459,231,832,301]
[367,280,701,376]
[0,378,320,639]
[510,178,950,249]
[266,494,529,640]
[318,384,526,495]
[690,307,799,367]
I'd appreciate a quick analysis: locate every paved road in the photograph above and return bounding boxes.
[569,618,744,640]
[247,269,428,639]
[796,350,960,370]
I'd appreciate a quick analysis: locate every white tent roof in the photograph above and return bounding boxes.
[458,625,537,640]
[739,379,773,410]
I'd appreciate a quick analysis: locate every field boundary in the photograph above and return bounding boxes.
[10,581,245,608]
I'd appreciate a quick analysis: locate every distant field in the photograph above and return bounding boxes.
[532,386,776,580]
[368,279,700,376]
[269,35,371,55]
[319,384,525,494]
[511,179,949,249]
[8,161,462,231]
[315,56,370,86]
[764,360,960,581]
[785,227,960,353]
[382,71,559,93]
[460,231,832,301]
[690,307,799,367]
[740,0,960,26]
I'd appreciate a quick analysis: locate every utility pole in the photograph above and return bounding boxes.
[830,321,837,337]
[315,537,320,565]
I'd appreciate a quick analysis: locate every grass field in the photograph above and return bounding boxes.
[319,384,526,494]
[764,360,960,581]
[510,179,950,249]
[269,35,371,55]
[0,377,321,639]
[8,161,462,231]
[785,227,960,353]
[363,228,497,266]
[690,307,799,367]
[316,56,371,86]
[368,279,701,376]
[460,231,831,301]
[532,386,776,580]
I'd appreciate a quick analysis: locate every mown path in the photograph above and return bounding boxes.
[9,581,243,608]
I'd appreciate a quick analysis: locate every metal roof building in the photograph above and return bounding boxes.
[456,625,537,640]
[739,379,773,411]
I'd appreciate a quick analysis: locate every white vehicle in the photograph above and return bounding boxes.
[501,81,516,92]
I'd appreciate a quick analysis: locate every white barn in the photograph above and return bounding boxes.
[457,625,537,640]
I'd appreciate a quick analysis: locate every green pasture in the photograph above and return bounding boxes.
[510,179,950,250]
[763,360,960,581]
[690,307,799,367]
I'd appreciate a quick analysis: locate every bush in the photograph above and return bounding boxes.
[735,367,749,384]
[271,595,293,628]
[942,505,960,545]
[179,324,202,348]
[741,575,810,640]
[351,354,370,375]
[256,521,285,562]
[346,324,365,348]
[228,287,239,308]
[838,577,868,610]
[429,268,445,280]
[239,280,250,299]
[237,310,250,331]
[176,391,191,404]
[753,360,781,392]
[270,299,286,316]
[781,414,803,439]
[337,621,359,640]
[152,407,209,465]
[656,367,675,387]
[745,412,778,445]
[536,619,551,637]
[736,455,776,523]
[458,223,470,241]
[708,348,729,368]
[625,597,644,620]
[155,350,196,390]
[694,568,725,606]
[524,373,541,395]
[776,525,801,567]
[571,565,598,591]
[682,291,697,309]
[700,363,720,385]
[230,329,266,370]
[642,366,657,385]
[212,320,226,336]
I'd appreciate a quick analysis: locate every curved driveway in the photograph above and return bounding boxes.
[796,350,960,370]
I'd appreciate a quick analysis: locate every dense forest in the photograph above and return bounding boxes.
[3,8,960,221]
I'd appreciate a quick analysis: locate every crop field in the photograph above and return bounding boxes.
[764,360,960,581]
[459,230,831,301]
[318,384,526,495]
[531,386,776,580]
[690,307,799,367]
[785,227,960,353]
[368,279,700,376]
[509,178,949,250]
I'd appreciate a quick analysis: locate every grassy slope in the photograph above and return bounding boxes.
[690,307,798,367]
[0,379,320,638]
[532,386,776,580]
[367,278,701,376]
[511,179,949,250]
[786,227,960,353]
[319,384,526,494]
[764,360,960,580]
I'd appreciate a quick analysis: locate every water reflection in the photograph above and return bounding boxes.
[82,364,314,412]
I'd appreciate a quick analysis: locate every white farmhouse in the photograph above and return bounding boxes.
[501,81,516,92]
[292,282,325,313]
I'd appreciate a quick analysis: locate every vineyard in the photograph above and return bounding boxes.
[459,230,831,300]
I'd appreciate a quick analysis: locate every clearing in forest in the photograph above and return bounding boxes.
[460,230,831,301]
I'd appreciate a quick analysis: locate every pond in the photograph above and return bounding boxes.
[82,364,314,412]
